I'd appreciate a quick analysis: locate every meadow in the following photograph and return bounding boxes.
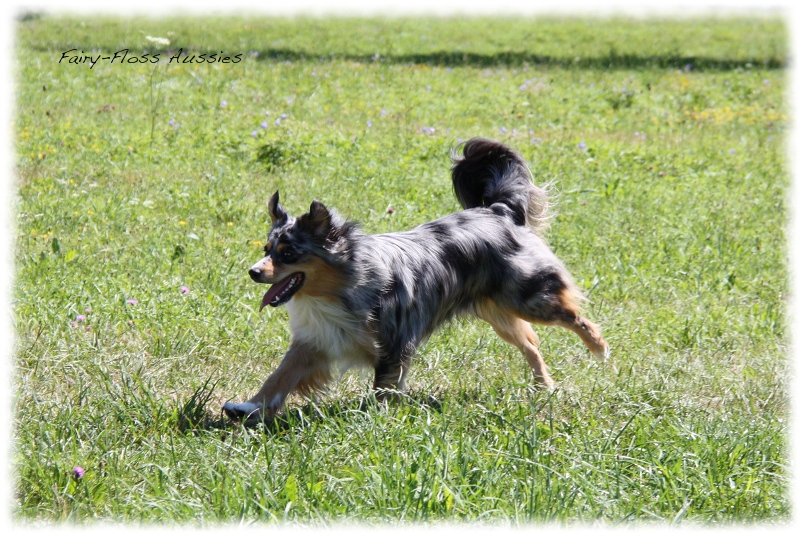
[12,15,789,524]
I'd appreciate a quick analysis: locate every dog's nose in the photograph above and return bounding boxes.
[249,268,262,281]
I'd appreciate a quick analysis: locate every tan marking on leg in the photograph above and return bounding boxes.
[246,341,331,413]
[505,285,609,363]
[557,315,609,361]
[476,301,555,389]
[557,286,584,316]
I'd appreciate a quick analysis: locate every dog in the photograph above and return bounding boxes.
[223,138,608,424]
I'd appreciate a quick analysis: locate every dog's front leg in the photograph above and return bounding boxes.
[223,341,330,425]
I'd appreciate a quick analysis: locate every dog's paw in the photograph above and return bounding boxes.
[534,374,557,390]
[222,401,265,426]
[594,342,611,362]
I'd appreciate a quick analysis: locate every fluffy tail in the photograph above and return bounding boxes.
[451,138,550,235]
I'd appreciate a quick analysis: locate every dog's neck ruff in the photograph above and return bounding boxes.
[286,296,374,370]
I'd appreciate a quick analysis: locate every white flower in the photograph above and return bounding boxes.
[145,36,170,46]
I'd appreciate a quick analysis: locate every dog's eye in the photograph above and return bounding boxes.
[281,249,297,263]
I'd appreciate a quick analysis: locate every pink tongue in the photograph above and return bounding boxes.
[260,276,295,311]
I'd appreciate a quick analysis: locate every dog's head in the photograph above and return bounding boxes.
[250,191,347,309]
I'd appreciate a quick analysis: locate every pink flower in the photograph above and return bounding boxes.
[387,205,394,214]
[180,286,190,294]
[126,299,138,305]
[73,466,85,480]
[76,314,86,322]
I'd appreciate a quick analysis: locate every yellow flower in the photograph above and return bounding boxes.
[252,240,263,247]
[179,220,187,226]
[227,222,234,226]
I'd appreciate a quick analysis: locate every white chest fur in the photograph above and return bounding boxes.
[285,296,374,369]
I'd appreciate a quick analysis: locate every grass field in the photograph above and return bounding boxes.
[12,15,790,524]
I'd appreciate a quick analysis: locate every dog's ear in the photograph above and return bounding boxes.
[297,200,332,240]
[268,190,288,225]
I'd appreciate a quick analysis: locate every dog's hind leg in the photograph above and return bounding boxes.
[223,340,330,425]
[476,301,555,389]
[516,285,610,362]
[556,314,609,362]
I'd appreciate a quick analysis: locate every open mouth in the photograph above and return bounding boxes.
[260,272,305,310]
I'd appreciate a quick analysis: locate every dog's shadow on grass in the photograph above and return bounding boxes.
[176,381,449,435]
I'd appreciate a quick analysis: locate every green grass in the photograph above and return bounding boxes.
[12,15,789,525]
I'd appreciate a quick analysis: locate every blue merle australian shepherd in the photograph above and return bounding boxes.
[223,138,609,424]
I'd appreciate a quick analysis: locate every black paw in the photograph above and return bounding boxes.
[222,401,264,426]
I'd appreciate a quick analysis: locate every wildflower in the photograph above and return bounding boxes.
[275,118,281,126]
[145,36,170,46]
[367,120,373,128]
[250,51,259,58]
[251,131,258,138]
[500,127,508,134]
[180,286,190,294]
[75,314,86,322]
[85,307,92,313]
[70,321,77,327]
[531,138,542,144]
[85,326,91,331]
[381,109,388,117]
[179,220,187,226]
[73,466,85,480]
[729,149,736,154]
[260,121,268,129]
[220,100,228,108]
[281,113,287,119]
[126,299,138,305]
[578,141,587,150]
[327,118,334,123]
[387,205,394,214]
